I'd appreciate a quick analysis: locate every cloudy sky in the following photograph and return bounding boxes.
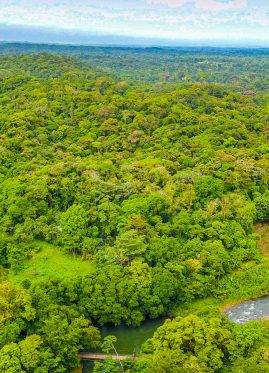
[0,0,269,43]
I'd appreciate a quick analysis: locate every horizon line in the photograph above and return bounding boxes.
[1,23,269,49]
[1,40,269,49]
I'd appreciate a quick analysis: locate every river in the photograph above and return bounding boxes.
[226,296,269,324]
[82,317,165,372]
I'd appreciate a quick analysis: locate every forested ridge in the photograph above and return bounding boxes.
[1,43,269,89]
[1,49,269,372]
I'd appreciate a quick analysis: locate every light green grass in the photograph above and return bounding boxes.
[9,242,95,284]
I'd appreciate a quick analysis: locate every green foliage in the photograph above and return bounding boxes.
[0,282,34,346]
[0,279,100,372]
[146,315,236,371]
[1,43,269,91]
[59,204,88,255]
[0,335,59,373]
[94,359,149,373]
[102,335,118,354]
[0,343,22,373]
[144,315,268,372]
[254,192,269,221]
[108,229,147,265]
[0,48,269,372]
[216,261,269,300]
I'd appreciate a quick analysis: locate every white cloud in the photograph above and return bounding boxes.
[242,8,269,26]
[147,0,247,11]
[0,0,268,41]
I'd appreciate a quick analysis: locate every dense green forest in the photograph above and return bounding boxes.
[1,42,269,89]
[1,45,269,372]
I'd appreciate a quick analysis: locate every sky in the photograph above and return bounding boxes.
[0,0,269,45]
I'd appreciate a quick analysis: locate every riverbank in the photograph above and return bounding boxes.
[176,262,269,320]
[175,222,269,320]
[226,296,269,323]
[79,221,269,371]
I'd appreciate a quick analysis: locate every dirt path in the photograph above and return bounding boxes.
[255,221,269,258]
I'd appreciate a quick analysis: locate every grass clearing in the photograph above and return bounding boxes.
[9,241,95,285]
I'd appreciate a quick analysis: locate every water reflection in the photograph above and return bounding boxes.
[82,317,165,372]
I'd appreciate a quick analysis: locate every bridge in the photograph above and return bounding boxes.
[78,352,139,361]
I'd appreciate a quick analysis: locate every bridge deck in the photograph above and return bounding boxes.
[79,353,139,361]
